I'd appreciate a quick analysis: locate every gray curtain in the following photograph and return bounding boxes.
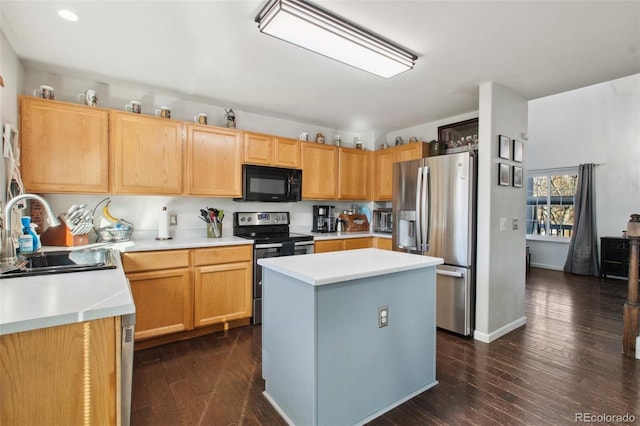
[564,163,600,276]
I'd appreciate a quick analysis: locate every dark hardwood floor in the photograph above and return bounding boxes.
[131,268,639,425]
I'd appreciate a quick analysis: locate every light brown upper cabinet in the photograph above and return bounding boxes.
[19,96,109,193]
[110,112,184,194]
[372,148,396,201]
[301,143,338,200]
[396,142,429,162]
[188,124,242,196]
[371,142,430,201]
[338,147,370,200]
[243,131,300,168]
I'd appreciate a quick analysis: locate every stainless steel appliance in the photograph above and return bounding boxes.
[392,151,477,336]
[234,165,302,202]
[233,212,314,324]
[312,205,335,233]
[373,208,392,233]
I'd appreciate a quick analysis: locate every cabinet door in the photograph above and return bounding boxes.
[372,149,396,201]
[396,142,427,162]
[243,131,273,165]
[338,148,369,200]
[20,96,109,193]
[127,268,192,340]
[274,137,301,168]
[301,143,338,199]
[111,112,184,194]
[315,239,344,253]
[374,237,393,250]
[1,317,118,425]
[344,238,372,250]
[187,124,242,196]
[194,261,252,327]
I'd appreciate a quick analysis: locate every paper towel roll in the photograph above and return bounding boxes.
[157,207,170,239]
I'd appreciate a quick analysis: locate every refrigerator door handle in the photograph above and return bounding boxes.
[420,166,430,252]
[415,166,423,250]
[437,269,465,278]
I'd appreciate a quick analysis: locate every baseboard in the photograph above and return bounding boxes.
[531,262,564,271]
[474,316,527,343]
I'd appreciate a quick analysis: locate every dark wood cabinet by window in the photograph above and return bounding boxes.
[600,237,639,279]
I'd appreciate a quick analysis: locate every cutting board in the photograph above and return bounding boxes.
[338,213,370,232]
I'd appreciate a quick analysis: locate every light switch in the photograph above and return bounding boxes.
[512,218,519,230]
[500,217,507,232]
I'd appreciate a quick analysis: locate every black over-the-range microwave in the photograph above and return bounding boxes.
[234,164,302,202]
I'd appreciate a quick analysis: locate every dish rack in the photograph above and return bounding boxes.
[97,221,134,242]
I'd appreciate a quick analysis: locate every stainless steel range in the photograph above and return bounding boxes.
[233,212,314,324]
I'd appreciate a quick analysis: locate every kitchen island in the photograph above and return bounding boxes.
[258,248,443,426]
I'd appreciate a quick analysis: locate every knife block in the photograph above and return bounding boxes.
[40,219,89,247]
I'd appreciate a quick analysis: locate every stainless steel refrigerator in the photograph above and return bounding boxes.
[392,151,477,336]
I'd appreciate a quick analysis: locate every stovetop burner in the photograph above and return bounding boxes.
[233,212,313,244]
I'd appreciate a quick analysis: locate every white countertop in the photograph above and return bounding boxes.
[0,250,135,335]
[258,248,443,286]
[122,235,252,252]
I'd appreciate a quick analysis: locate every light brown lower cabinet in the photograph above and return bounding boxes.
[374,237,393,250]
[315,237,373,253]
[193,246,253,327]
[1,317,120,425]
[122,245,253,344]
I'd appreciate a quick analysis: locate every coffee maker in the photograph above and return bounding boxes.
[312,205,335,233]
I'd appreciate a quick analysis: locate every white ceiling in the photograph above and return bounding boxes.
[1,1,639,133]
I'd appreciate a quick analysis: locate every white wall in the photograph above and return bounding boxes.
[1,29,25,210]
[385,111,478,149]
[527,74,640,270]
[474,82,528,342]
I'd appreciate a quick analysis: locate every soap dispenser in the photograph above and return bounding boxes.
[20,216,40,252]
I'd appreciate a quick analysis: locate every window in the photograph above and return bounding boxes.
[526,168,578,239]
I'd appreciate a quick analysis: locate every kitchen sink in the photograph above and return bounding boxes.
[0,248,117,279]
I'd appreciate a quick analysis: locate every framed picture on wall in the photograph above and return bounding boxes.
[438,118,479,150]
[499,135,511,160]
[512,166,523,188]
[513,139,524,162]
[499,163,510,186]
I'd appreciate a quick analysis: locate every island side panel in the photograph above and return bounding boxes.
[316,267,437,426]
[262,268,317,426]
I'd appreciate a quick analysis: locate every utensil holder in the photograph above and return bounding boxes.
[207,222,222,238]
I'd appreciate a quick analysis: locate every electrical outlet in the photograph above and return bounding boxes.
[169,214,178,226]
[378,305,388,328]
[512,218,519,230]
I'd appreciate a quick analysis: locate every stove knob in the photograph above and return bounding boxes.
[247,217,252,222]
[240,217,245,222]
[275,216,279,222]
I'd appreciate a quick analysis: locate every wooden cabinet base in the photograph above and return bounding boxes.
[1,317,119,425]
[133,318,251,350]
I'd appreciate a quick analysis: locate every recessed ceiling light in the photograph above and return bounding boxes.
[58,9,79,22]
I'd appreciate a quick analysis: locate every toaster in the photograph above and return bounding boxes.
[373,209,392,233]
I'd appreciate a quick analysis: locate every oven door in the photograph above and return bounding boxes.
[252,241,314,324]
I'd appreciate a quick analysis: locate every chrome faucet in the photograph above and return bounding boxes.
[1,194,61,264]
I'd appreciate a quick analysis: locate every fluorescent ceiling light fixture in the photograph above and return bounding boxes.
[58,9,79,22]
[255,0,417,79]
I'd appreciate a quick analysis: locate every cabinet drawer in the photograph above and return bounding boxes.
[601,239,628,250]
[122,250,190,273]
[344,238,372,250]
[194,245,252,266]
